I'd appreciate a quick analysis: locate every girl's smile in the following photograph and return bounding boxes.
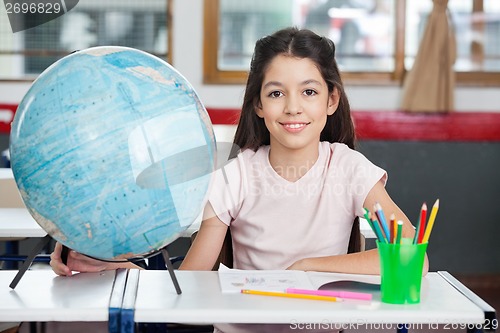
[279,121,311,133]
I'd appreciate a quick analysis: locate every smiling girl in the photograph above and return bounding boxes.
[179,27,421,275]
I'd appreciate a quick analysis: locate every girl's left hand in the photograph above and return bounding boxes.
[50,242,112,276]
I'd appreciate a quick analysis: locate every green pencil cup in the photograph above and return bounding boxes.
[377,238,428,304]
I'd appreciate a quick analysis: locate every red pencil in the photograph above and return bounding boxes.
[389,213,396,243]
[417,203,427,243]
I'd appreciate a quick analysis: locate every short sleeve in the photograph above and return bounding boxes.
[351,152,386,217]
[207,154,247,226]
[332,144,387,217]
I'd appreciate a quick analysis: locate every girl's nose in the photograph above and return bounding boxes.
[285,96,302,115]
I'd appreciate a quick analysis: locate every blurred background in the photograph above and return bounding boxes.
[0,0,499,314]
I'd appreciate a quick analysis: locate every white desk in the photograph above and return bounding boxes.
[0,167,14,179]
[134,271,487,326]
[0,270,495,332]
[0,208,47,238]
[0,270,116,322]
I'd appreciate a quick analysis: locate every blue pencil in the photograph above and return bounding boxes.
[374,203,390,241]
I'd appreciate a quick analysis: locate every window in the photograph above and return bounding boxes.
[0,0,171,80]
[204,0,500,85]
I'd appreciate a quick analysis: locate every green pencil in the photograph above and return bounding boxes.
[363,208,374,229]
[395,220,403,244]
[364,208,388,243]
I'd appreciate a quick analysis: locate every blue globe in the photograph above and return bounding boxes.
[9,46,216,260]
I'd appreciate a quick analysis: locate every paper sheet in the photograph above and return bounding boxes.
[217,264,314,293]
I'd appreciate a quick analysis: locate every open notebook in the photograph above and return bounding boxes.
[218,264,380,294]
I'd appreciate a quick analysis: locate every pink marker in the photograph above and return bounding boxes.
[286,288,372,301]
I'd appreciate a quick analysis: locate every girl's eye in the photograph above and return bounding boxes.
[303,89,317,96]
[268,91,283,98]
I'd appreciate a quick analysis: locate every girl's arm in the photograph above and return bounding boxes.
[287,180,429,275]
[179,203,229,270]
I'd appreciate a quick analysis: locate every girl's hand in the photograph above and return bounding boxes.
[50,242,111,276]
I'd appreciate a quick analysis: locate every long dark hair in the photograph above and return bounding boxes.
[233,27,356,153]
[221,28,361,265]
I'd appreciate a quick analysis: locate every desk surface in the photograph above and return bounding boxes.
[0,208,47,238]
[134,271,485,325]
[0,168,13,179]
[0,270,116,322]
[0,270,490,327]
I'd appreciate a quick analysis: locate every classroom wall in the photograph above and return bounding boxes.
[1,0,500,274]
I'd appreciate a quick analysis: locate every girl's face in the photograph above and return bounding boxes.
[256,54,339,155]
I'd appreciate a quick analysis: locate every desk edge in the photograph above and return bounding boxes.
[438,271,497,325]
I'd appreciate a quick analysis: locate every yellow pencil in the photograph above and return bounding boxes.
[422,199,440,243]
[241,289,342,302]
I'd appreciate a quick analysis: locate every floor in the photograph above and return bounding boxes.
[455,273,500,318]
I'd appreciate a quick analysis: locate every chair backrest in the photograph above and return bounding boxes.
[348,217,362,254]
[204,217,363,270]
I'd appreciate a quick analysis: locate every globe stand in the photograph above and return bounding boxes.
[160,247,182,295]
[9,234,52,289]
[8,236,183,295]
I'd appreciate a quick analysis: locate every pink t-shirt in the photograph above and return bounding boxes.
[209,142,386,270]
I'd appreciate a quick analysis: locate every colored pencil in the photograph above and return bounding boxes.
[363,208,374,229]
[363,208,378,242]
[241,289,342,302]
[417,203,427,243]
[389,213,396,243]
[374,203,390,241]
[286,288,372,301]
[413,203,427,244]
[370,213,387,243]
[422,199,439,243]
[395,220,403,244]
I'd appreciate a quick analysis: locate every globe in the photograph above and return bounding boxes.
[9,46,216,261]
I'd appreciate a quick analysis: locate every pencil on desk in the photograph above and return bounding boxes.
[286,288,372,301]
[422,199,439,243]
[241,289,342,302]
